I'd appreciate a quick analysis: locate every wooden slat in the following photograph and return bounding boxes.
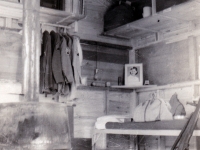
[136,80,200,92]
[81,40,132,51]
[83,50,128,64]
[108,100,129,114]
[111,85,157,89]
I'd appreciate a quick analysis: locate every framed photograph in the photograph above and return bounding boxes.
[125,63,143,86]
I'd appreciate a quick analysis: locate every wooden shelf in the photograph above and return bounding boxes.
[0,1,84,26]
[111,85,157,89]
[104,0,200,48]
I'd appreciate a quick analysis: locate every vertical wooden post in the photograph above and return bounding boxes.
[196,36,200,80]
[193,84,200,150]
[95,133,107,149]
[65,0,72,13]
[188,36,198,80]
[129,49,136,64]
[129,135,139,150]
[158,136,165,150]
[105,87,109,115]
[22,0,40,101]
[151,0,156,15]
[67,106,74,138]
[4,18,12,28]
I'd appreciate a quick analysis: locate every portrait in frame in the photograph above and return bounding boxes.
[125,63,143,86]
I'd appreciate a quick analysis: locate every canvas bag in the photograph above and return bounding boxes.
[104,2,136,31]
[133,93,173,122]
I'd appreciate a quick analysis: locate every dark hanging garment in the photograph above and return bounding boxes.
[51,32,65,83]
[63,34,73,61]
[40,31,53,93]
[61,36,74,83]
[50,31,58,90]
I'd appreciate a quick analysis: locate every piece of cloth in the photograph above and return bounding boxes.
[40,31,53,93]
[169,93,186,116]
[95,115,130,129]
[51,33,64,83]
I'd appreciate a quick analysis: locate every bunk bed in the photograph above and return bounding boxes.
[92,114,200,150]
[92,80,200,150]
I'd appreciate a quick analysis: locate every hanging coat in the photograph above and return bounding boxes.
[72,36,83,86]
[60,36,74,83]
[40,31,53,93]
[63,34,73,61]
[51,32,65,83]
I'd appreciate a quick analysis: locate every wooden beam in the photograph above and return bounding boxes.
[22,0,40,101]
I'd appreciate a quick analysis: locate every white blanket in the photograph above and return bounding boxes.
[95,115,130,129]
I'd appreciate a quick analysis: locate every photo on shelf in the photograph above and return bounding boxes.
[125,63,143,86]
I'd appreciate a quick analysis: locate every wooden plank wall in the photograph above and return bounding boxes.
[107,89,132,115]
[77,0,112,36]
[74,87,132,138]
[135,39,193,85]
[81,44,129,86]
[0,29,22,82]
[74,87,106,138]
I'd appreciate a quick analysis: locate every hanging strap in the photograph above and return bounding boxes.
[144,100,150,122]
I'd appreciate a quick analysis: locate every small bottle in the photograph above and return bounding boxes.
[118,77,122,85]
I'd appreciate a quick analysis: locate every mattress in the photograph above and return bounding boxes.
[106,119,200,130]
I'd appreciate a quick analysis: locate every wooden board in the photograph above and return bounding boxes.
[136,40,190,85]
[0,30,23,82]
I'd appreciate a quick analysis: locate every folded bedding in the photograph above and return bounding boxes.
[95,115,131,129]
